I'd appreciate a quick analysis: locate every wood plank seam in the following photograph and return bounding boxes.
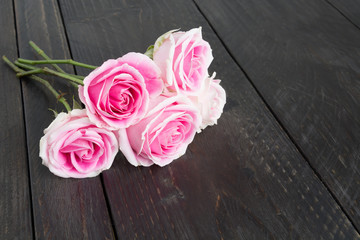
[11,0,36,238]
[191,0,360,235]
[100,174,119,239]
[55,0,77,75]
[323,0,360,30]
[55,0,119,238]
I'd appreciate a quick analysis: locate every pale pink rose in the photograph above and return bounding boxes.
[39,109,118,178]
[190,74,226,129]
[79,52,163,130]
[153,27,213,95]
[118,95,201,167]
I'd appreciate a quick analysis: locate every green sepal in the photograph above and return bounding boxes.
[153,29,179,53]
[48,108,58,118]
[72,96,82,110]
[144,45,154,59]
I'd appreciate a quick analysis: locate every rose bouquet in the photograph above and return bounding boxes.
[3,27,226,178]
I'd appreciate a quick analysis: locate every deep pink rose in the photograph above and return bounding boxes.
[79,52,163,130]
[153,27,213,95]
[39,109,118,178]
[118,95,201,167]
[190,73,226,129]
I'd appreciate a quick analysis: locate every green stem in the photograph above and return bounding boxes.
[29,41,67,73]
[43,67,83,85]
[2,55,71,112]
[14,61,37,70]
[16,68,43,77]
[14,61,85,80]
[18,58,98,69]
[70,82,79,89]
[73,75,85,80]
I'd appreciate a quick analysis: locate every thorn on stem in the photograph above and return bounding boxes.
[57,90,68,101]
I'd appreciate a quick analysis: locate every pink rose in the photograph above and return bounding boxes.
[39,109,118,178]
[190,74,226,129]
[79,52,163,130]
[153,27,213,95]
[118,95,201,167]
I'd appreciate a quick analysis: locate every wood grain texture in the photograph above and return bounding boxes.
[327,0,360,29]
[59,0,359,238]
[193,0,360,230]
[14,0,114,239]
[0,0,33,239]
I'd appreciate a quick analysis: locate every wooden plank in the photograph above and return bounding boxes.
[193,0,360,230]
[59,0,360,238]
[327,0,360,29]
[14,0,114,239]
[0,0,33,238]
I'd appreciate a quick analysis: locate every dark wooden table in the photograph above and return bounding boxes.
[1,0,360,239]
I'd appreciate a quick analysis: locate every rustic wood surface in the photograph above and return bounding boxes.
[14,0,114,239]
[1,0,359,239]
[193,0,360,231]
[0,0,32,239]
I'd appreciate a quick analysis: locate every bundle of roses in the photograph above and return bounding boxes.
[3,27,226,178]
